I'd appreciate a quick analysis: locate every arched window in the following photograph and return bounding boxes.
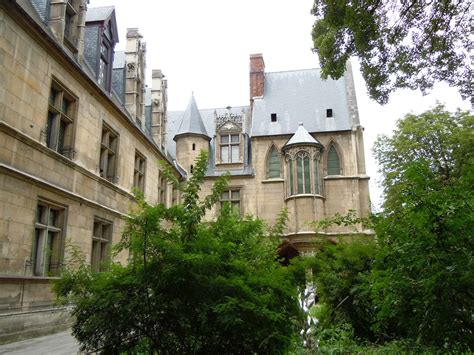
[287,151,321,196]
[266,146,281,179]
[327,145,341,175]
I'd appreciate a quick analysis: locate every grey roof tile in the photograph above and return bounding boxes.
[174,95,210,141]
[85,6,115,22]
[283,123,323,149]
[251,69,352,136]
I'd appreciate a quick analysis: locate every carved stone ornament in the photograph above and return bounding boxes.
[127,62,135,73]
[284,146,321,161]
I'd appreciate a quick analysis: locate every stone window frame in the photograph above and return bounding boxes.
[46,78,78,159]
[99,122,119,183]
[91,217,112,272]
[285,147,322,197]
[133,150,146,194]
[220,188,242,216]
[266,144,282,179]
[32,200,67,276]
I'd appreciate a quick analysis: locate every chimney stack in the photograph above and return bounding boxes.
[249,53,265,99]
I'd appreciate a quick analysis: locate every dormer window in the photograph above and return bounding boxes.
[215,108,244,165]
[84,7,118,92]
[48,0,82,53]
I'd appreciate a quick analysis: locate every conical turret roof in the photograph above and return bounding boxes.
[283,122,322,149]
[174,94,210,141]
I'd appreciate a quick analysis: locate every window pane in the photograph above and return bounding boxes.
[231,145,239,162]
[221,191,229,201]
[46,112,55,149]
[48,209,57,227]
[221,146,229,163]
[297,157,304,194]
[231,202,240,215]
[49,89,57,107]
[220,135,229,144]
[289,159,294,195]
[231,190,240,200]
[61,98,70,115]
[268,148,280,178]
[231,134,239,143]
[328,146,340,175]
[304,156,311,193]
[33,229,43,276]
[58,120,67,153]
[314,158,320,194]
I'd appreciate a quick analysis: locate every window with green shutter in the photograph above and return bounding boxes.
[327,145,341,175]
[267,147,281,178]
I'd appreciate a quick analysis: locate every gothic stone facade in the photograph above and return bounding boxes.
[0,0,370,344]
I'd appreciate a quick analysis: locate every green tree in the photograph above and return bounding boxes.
[370,106,474,349]
[55,151,304,353]
[311,0,472,104]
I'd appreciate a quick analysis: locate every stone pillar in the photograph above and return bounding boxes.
[125,28,146,129]
[151,69,167,150]
[48,0,67,42]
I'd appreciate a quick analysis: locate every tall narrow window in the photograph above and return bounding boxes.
[99,39,111,90]
[33,201,66,276]
[46,81,76,158]
[220,134,240,163]
[266,146,281,179]
[286,150,322,197]
[92,219,112,272]
[158,174,167,206]
[100,123,118,182]
[327,145,341,175]
[133,151,146,193]
[221,189,241,216]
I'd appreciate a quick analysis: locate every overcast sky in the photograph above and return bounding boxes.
[90,0,470,209]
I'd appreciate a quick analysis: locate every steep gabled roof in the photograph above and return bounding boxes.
[283,123,323,149]
[251,68,354,136]
[174,95,210,141]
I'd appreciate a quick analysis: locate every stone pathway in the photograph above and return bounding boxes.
[0,330,80,355]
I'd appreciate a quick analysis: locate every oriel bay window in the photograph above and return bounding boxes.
[33,201,66,276]
[286,149,322,197]
[46,81,77,158]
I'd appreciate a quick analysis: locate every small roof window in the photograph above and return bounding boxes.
[326,109,333,118]
[271,113,277,122]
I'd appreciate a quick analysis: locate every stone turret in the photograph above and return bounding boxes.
[174,95,210,175]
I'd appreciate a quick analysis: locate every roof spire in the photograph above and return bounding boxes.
[173,94,210,142]
[283,123,323,149]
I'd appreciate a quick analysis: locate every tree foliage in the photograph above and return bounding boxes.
[55,151,305,354]
[311,0,472,104]
[369,105,474,349]
[310,106,473,351]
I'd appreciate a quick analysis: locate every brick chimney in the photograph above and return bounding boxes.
[249,53,265,99]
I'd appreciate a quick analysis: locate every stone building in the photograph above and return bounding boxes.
[0,0,370,344]
[168,54,371,251]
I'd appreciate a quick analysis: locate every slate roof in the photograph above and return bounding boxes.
[85,6,115,22]
[283,123,323,149]
[174,95,210,141]
[251,68,353,136]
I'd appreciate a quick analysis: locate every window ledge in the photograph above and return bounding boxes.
[262,178,284,183]
[0,275,60,282]
[285,193,325,201]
